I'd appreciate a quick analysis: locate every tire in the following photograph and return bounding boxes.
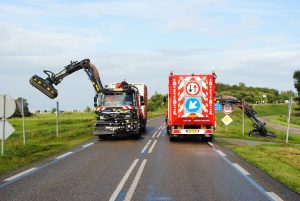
[98,135,107,140]
[134,132,141,140]
[169,136,176,142]
[142,124,146,133]
[205,136,213,142]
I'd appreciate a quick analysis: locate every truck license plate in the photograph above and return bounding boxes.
[188,129,198,133]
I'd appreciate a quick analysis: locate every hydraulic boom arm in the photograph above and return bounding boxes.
[218,96,276,137]
[29,59,104,99]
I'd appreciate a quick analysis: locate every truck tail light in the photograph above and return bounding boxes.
[205,129,213,134]
[172,129,181,134]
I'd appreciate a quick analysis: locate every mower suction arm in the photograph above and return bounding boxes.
[30,59,104,99]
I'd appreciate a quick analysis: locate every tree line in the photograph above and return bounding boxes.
[216,82,294,104]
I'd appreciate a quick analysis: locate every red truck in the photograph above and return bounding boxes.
[166,72,217,142]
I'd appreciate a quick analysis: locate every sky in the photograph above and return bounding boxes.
[0,0,300,111]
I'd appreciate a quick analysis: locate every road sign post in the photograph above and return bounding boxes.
[286,97,292,144]
[222,115,233,132]
[56,101,59,137]
[242,100,245,136]
[22,99,26,144]
[1,95,6,157]
[0,95,16,157]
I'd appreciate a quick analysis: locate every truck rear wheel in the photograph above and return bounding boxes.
[169,136,177,142]
[98,135,108,140]
[205,136,213,142]
[142,124,146,133]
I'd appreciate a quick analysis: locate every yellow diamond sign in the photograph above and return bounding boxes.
[222,115,233,126]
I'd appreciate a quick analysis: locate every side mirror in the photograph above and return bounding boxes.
[94,95,98,107]
[140,96,145,106]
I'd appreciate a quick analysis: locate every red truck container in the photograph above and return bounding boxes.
[167,72,217,141]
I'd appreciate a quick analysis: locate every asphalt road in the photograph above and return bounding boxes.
[0,117,299,201]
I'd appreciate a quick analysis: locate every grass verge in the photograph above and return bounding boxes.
[0,112,95,175]
[219,141,300,194]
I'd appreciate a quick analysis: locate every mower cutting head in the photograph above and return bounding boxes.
[29,75,58,99]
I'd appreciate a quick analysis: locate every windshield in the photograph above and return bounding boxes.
[100,93,134,107]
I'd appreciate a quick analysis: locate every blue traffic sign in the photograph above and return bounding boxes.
[185,97,201,113]
[215,103,222,111]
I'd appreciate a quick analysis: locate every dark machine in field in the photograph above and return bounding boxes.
[217,96,276,138]
[30,59,147,139]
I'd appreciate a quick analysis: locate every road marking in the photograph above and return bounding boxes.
[161,125,165,130]
[141,140,152,153]
[152,131,158,138]
[55,152,73,160]
[109,159,139,201]
[4,167,37,181]
[148,140,158,153]
[157,131,161,138]
[82,142,94,148]
[207,142,214,147]
[266,192,284,201]
[232,163,250,176]
[216,150,227,157]
[124,159,147,201]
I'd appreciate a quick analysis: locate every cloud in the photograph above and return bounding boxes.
[0,0,299,111]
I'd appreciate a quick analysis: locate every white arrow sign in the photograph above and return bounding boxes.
[189,100,198,109]
[0,121,15,140]
[0,95,16,118]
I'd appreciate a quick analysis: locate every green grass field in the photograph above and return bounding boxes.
[220,142,300,194]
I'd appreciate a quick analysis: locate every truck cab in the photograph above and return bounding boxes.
[93,81,147,139]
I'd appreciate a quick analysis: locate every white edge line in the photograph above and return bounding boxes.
[55,151,73,160]
[82,142,94,148]
[152,131,158,138]
[109,159,139,201]
[157,131,161,138]
[266,192,284,201]
[148,140,158,153]
[141,140,152,153]
[207,142,214,147]
[232,163,250,176]
[124,159,147,201]
[4,167,37,181]
[216,150,227,157]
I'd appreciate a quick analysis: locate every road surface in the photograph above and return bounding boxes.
[0,117,299,201]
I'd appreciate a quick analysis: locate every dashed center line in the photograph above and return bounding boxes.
[152,131,158,138]
[156,131,161,138]
[141,140,152,153]
[109,159,139,201]
[148,140,158,153]
[4,167,37,182]
[124,159,147,201]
